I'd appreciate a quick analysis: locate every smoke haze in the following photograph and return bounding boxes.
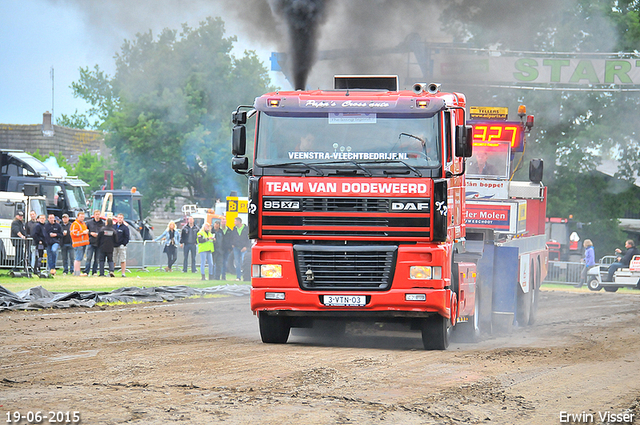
[47,0,621,90]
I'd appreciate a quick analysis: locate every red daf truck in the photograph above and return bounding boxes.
[231,76,547,349]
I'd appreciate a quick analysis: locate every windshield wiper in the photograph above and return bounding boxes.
[262,162,325,176]
[369,159,423,177]
[310,160,373,177]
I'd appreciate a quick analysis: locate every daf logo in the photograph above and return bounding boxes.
[391,201,430,212]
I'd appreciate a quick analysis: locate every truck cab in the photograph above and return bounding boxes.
[91,189,154,240]
[232,76,476,350]
[0,150,89,218]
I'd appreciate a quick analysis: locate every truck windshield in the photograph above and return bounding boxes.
[255,112,441,167]
[65,185,87,210]
[29,199,47,216]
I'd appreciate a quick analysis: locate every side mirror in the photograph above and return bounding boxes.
[455,125,473,158]
[232,125,247,156]
[232,110,247,125]
[529,158,544,183]
[232,156,249,173]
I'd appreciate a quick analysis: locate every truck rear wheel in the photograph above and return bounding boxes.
[454,288,480,343]
[258,312,291,344]
[421,315,450,350]
[528,262,540,325]
[604,286,619,293]
[516,287,532,326]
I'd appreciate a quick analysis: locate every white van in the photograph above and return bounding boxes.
[0,192,48,267]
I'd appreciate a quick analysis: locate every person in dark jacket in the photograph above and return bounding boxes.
[231,217,251,281]
[25,210,38,268]
[10,211,27,270]
[219,217,233,280]
[84,210,104,276]
[97,218,117,277]
[607,239,640,281]
[44,213,62,275]
[212,220,224,280]
[59,214,73,275]
[180,216,199,273]
[31,214,47,274]
[113,213,130,277]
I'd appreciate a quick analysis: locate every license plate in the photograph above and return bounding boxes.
[322,295,366,307]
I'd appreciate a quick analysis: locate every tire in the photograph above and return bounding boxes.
[587,278,602,291]
[516,286,532,326]
[604,286,619,293]
[528,262,540,325]
[421,315,450,350]
[258,312,290,344]
[454,291,480,343]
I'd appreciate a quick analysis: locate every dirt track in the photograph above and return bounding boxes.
[2,288,640,424]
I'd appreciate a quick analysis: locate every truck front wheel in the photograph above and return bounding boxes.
[421,315,450,350]
[258,312,291,344]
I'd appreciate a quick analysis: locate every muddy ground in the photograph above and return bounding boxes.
[1,288,640,424]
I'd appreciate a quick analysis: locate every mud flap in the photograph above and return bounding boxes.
[491,246,519,334]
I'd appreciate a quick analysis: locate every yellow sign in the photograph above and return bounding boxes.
[238,200,248,214]
[470,106,509,120]
[226,196,239,229]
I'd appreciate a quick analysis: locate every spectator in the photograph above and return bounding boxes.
[197,222,215,280]
[577,239,595,288]
[219,217,233,280]
[180,216,199,273]
[607,239,639,281]
[44,213,62,275]
[97,218,117,277]
[31,214,47,274]
[25,210,38,268]
[155,221,180,271]
[113,213,130,277]
[70,211,90,276]
[25,210,38,237]
[212,220,224,280]
[10,211,27,271]
[231,217,250,281]
[84,210,104,276]
[59,214,73,275]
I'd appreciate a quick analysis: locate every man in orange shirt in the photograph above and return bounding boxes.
[70,211,90,276]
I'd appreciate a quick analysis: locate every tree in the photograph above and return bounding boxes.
[30,150,112,194]
[71,17,274,216]
[441,1,640,250]
[56,110,91,130]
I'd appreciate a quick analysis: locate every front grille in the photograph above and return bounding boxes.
[303,198,389,213]
[261,196,431,240]
[294,244,397,291]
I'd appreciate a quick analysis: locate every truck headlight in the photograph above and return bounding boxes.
[409,266,442,280]
[252,264,282,278]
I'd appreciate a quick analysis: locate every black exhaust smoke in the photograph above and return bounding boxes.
[268,0,330,90]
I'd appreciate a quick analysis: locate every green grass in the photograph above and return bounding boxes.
[542,282,640,294]
[0,269,248,294]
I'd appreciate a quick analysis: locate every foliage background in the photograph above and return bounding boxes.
[53,4,640,255]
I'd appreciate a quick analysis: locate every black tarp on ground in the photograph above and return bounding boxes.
[0,284,250,311]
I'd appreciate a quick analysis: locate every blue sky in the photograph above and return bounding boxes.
[0,0,279,126]
[0,1,108,124]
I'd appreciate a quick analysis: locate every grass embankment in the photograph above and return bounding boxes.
[0,269,248,293]
[542,282,640,293]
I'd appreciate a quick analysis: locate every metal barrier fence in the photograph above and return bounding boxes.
[544,261,584,285]
[544,258,617,285]
[0,237,220,272]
